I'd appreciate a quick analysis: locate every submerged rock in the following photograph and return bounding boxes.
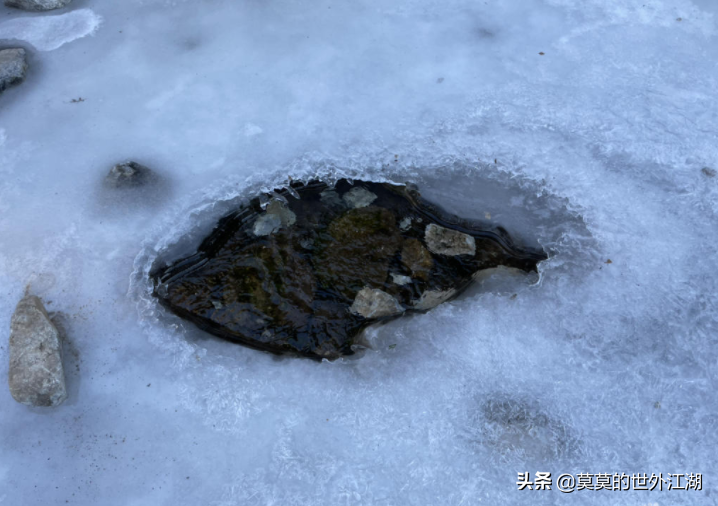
[151,179,547,359]
[105,161,156,189]
[252,200,296,236]
[425,223,476,256]
[343,187,377,208]
[0,48,27,94]
[350,287,404,319]
[4,0,71,11]
[8,295,67,407]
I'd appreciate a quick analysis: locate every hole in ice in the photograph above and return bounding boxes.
[136,162,590,361]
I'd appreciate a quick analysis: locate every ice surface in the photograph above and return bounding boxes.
[0,9,101,51]
[0,0,717,504]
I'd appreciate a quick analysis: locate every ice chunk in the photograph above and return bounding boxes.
[0,9,102,52]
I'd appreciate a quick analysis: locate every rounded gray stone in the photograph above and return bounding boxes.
[8,295,67,407]
[0,48,27,93]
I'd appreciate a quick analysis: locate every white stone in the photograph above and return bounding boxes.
[391,273,412,286]
[350,287,404,319]
[412,289,456,311]
[8,295,67,407]
[424,223,476,256]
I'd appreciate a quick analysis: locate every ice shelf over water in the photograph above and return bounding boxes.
[0,0,717,505]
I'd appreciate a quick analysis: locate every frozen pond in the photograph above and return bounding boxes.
[0,0,716,504]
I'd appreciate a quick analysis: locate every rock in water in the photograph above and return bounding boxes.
[8,295,67,407]
[4,0,71,11]
[151,179,547,359]
[0,48,27,94]
[105,161,156,189]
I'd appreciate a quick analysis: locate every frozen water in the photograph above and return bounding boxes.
[0,0,717,505]
[0,9,101,51]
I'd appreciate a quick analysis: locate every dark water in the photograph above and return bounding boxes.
[150,179,547,359]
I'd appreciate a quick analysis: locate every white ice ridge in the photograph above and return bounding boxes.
[0,9,102,52]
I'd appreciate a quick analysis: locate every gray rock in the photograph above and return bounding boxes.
[253,213,282,236]
[350,287,404,319]
[8,295,67,407]
[412,289,456,310]
[4,0,71,11]
[253,200,296,236]
[702,167,716,178]
[343,187,377,208]
[0,48,27,94]
[319,189,345,208]
[105,161,156,189]
[424,223,476,256]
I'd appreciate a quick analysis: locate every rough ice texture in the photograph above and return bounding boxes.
[0,48,27,93]
[4,0,71,11]
[0,0,717,504]
[0,9,101,51]
[8,295,66,407]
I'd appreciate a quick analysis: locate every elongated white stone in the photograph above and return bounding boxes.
[5,0,71,11]
[8,295,67,407]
